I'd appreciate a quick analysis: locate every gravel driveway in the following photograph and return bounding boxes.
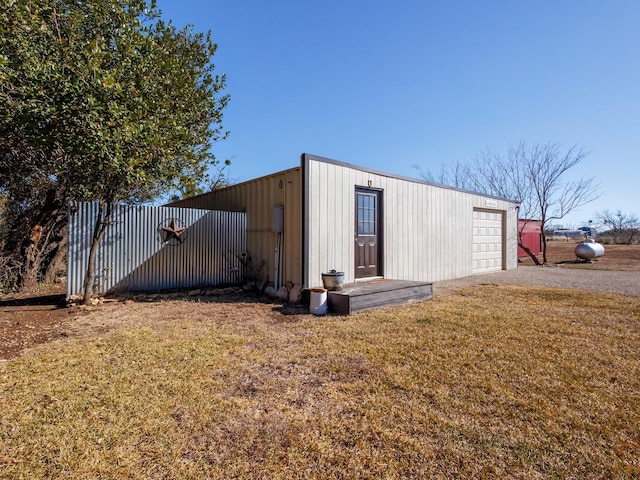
[434,266,640,297]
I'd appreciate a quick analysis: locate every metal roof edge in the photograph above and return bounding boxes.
[165,166,302,207]
[171,153,520,207]
[300,153,519,205]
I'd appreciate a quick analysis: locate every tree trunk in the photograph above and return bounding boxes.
[19,190,60,290]
[519,243,542,265]
[82,201,113,305]
[20,224,44,290]
[541,235,549,263]
[43,228,68,283]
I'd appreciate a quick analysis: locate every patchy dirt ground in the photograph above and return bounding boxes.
[2,243,640,360]
[0,282,74,360]
[519,241,640,270]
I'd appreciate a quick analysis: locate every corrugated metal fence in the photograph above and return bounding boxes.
[67,202,246,297]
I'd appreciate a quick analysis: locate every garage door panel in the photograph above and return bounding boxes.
[472,209,503,273]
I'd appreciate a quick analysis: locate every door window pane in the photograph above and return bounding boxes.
[357,193,376,235]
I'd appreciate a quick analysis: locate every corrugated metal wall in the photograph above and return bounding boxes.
[304,155,519,286]
[67,202,246,297]
[168,168,303,288]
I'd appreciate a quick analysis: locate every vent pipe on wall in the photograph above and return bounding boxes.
[272,205,285,289]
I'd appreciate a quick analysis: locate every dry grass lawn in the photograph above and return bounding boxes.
[1,286,639,479]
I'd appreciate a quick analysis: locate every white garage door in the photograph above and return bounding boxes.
[472,209,503,273]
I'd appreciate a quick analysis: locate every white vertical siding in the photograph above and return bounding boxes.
[164,155,519,289]
[304,156,518,286]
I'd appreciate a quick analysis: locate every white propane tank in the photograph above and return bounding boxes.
[575,239,605,260]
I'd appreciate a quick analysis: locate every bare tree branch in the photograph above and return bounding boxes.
[414,141,601,263]
[595,209,640,245]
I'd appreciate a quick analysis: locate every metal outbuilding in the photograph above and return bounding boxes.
[170,154,519,289]
[518,219,543,258]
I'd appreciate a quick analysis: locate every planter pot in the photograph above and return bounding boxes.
[321,270,344,291]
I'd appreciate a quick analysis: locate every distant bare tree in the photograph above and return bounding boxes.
[595,210,639,245]
[413,162,474,190]
[416,142,601,264]
[512,143,599,263]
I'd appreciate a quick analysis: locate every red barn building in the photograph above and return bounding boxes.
[518,219,542,258]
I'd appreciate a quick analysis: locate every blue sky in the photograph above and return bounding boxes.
[160,1,639,227]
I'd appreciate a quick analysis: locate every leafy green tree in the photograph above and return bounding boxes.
[1,0,229,299]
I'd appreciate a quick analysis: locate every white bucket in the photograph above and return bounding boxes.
[309,288,328,315]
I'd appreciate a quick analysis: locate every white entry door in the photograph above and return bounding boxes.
[472,209,503,273]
